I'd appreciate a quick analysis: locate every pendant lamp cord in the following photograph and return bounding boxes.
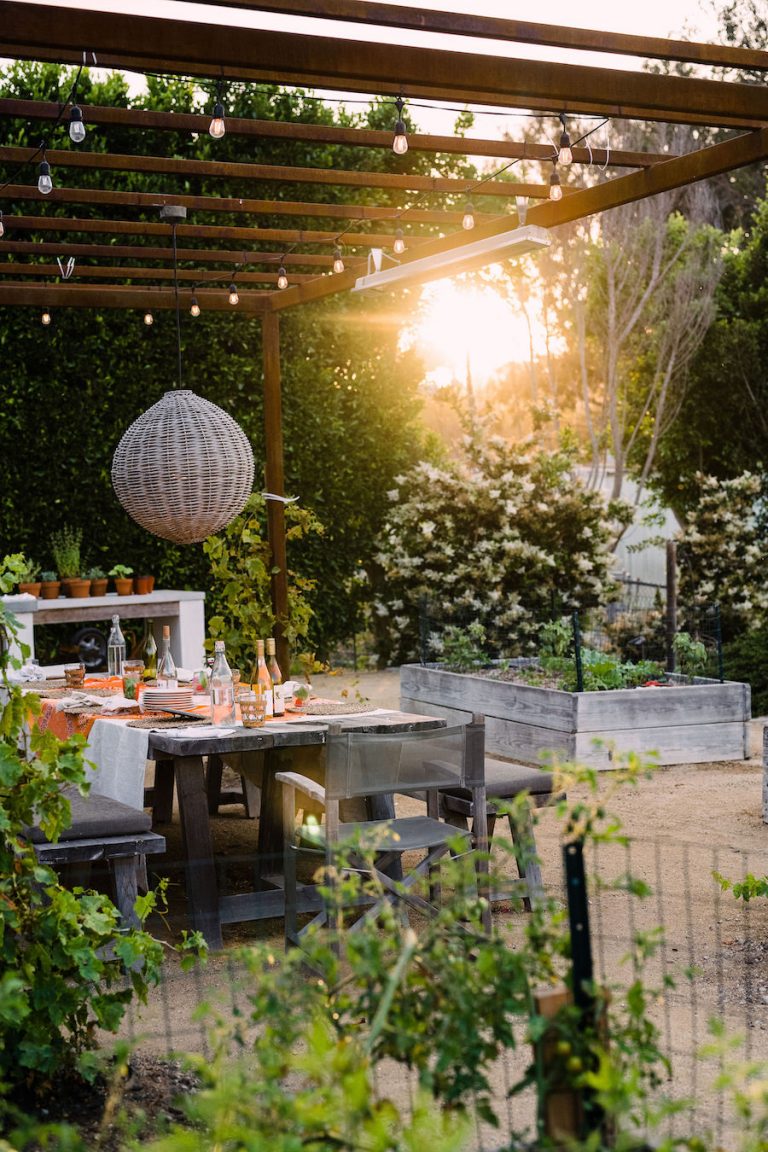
[172,221,183,389]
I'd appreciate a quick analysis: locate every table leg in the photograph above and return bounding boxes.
[151,759,176,825]
[174,754,223,950]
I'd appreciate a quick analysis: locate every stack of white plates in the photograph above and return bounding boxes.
[140,687,194,713]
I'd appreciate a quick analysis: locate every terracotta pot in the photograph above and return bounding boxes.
[114,577,134,596]
[90,578,108,597]
[147,575,155,592]
[18,582,41,597]
[134,575,153,595]
[67,578,91,599]
[60,578,74,595]
[39,580,61,600]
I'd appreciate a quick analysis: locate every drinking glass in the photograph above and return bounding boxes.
[122,660,145,700]
[64,663,85,689]
[240,691,267,728]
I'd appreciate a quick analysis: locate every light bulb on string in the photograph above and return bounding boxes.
[68,104,86,144]
[277,266,288,290]
[462,201,475,230]
[393,227,406,255]
[333,246,345,274]
[392,96,408,156]
[190,295,200,317]
[558,114,573,166]
[228,282,239,305]
[41,308,51,326]
[37,149,52,195]
[549,167,563,201]
[143,309,154,326]
[0,211,4,239]
[209,98,226,140]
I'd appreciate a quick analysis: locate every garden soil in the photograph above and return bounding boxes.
[86,670,768,1144]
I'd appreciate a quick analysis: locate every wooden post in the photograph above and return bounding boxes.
[666,540,677,673]
[262,311,290,675]
[533,986,583,1144]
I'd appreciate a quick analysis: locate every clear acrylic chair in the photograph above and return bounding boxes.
[275,714,489,950]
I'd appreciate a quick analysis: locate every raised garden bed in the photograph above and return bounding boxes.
[400,663,751,769]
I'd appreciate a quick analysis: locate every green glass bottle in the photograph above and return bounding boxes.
[142,619,158,681]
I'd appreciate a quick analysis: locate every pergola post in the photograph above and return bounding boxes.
[262,311,290,675]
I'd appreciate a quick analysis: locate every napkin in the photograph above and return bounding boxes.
[55,692,140,713]
[155,725,236,738]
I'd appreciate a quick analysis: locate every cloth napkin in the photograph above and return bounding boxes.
[156,725,236,738]
[54,692,140,713]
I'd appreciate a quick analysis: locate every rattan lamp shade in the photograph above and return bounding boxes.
[111,389,255,544]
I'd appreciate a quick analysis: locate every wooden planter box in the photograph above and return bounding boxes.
[400,664,751,769]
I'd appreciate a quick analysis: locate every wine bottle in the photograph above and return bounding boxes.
[156,624,178,688]
[210,640,236,727]
[254,639,274,717]
[107,614,126,677]
[266,637,285,716]
[142,619,158,681]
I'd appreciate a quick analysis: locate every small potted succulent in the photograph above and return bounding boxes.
[87,566,108,597]
[39,570,61,599]
[109,564,134,595]
[17,557,41,597]
[50,526,83,596]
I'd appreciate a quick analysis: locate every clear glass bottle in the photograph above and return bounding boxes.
[142,619,158,681]
[266,637,285,716]
[210,640,236,727]
[156,624,178,688]
[254,638,274,717]
[107,614,126,677]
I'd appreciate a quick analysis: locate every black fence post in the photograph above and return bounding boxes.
[666,540,677,673]
[419,594,429,666]
[714,603,724,683]
[572,610,584,693]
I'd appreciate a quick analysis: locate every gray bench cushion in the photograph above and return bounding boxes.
[24,788,151,843]
[444,759,555,800]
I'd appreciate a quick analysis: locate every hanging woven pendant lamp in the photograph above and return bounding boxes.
[111,207,254,545]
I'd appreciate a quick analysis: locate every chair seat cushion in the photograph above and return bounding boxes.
[299,815,470,853]
[24,788,151,844]
[444,758,555,800]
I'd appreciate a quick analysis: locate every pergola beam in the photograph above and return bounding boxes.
[0,145,556,199]
[0,98,669,168]
[2,3,767,127]
[0,239,339,267]
[183,0,768,73]
[0,183,504,226]
[0,263,320,283]
[0,282,269,311]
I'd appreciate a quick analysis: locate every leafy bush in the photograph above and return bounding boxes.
[50,526,83,581]
[723,627,768,715]
[0,562,167,1110]
[373,431,629,664]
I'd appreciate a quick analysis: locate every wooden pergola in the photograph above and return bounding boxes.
[2,0,768,667]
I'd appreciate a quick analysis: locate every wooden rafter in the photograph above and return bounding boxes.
[0,282,269,311]
[0,239,339,267]
[0,263,321,283]
[3,3,767,128]
[180,0,768,73]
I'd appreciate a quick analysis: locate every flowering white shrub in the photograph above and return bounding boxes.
[372,435,628,664]
[678,471,768,626]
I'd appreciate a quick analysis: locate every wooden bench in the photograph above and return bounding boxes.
[25,789,166,928]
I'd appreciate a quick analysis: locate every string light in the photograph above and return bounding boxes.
[333,246,345,274]
[558,113,573,166]
[393,227,406,255]
[462,200,475,230]
[0,211,4,239]
[143,309,154,326]
[277,266,289,290]
[209,92,226,139]
[228,281,239,305]
[37,147,52,195]
[41,308,51,326]
[392,96,408,156]
[68,104,86,144]
[190,294,200,317]
[549,167,563,201]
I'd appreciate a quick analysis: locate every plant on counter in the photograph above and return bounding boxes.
[108,564,133,579]
[50,525,83,582]
[87,566,106,580]
[15,555,40,593]
[204,492,323,672]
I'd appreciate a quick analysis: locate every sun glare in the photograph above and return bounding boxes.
[404,280,539,388]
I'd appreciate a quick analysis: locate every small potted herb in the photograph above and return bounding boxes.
[109,564,134,596]
[87,566,108,597]
[50,526,83,595]
[17,557,41,597]
[39,570,61,599]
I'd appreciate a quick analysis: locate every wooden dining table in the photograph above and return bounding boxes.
[146,710,446,949]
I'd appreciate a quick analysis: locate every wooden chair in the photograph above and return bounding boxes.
[439,759,561,908]
[276,715,490,951]
[25,788,166,928]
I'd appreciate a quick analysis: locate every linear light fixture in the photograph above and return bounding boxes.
[352,224,550,294]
